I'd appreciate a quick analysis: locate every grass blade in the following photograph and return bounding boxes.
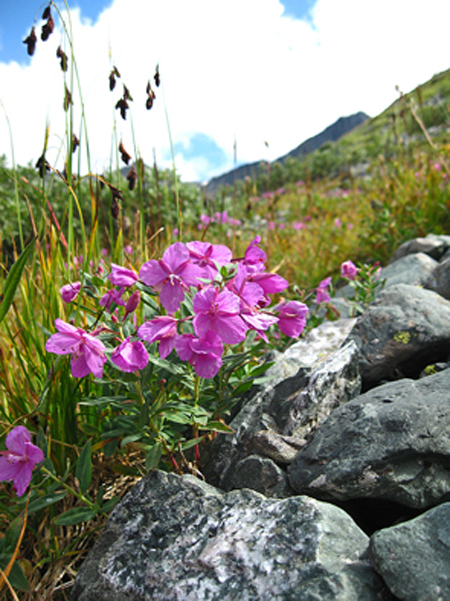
[0,237,36,324]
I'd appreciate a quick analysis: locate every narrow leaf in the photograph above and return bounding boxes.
[53,507,98,526]
[145,442,162,471]
[28,492,68,514]
[0,237,36,324]
[76,440,92,494]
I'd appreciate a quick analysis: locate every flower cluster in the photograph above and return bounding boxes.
[46,237,308,380]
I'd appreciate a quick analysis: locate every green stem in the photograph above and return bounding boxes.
[41,466,107,517]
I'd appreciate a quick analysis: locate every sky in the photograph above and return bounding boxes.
[0,0,450,184]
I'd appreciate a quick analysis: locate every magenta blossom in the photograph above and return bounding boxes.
[315,277,332,304]
[60,281,81,303]
[175,331,223,379]
[228,265,277,340]
[99,287,126,312]
[186,241,232,280]
[111,337,149,372]
[138,316,178,359]
[276,300,309,337]
[0,426,43,496]
[193,286,248,344]
[243,236,266,273]
[124,290,141,318]
[46,318,107,378]
[341,260,358,281]
[108,264,138,287]
[139,242,203,313]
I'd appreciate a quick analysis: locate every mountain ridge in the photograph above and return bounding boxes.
[203,111,370,195]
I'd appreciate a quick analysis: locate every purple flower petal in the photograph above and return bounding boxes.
[108,264,138,287]
[160,279,185,313]
[111,338,149,372]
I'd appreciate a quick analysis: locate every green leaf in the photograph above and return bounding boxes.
[204,420,235,434]
[76,440,92,494]
[4,560,30,591]
[179,437,204,451]
[27,491,68,514]
[3,517,23,551]
[145,442,162,471]
[0,236,36,324]
[53,507,98,526]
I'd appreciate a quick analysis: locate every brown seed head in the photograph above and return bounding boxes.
[57,46,68,72]
[72,134,80,153]
[123,85,133,102]
[119,141,132,165]
[41,15,54,41]
[154,64,160,87]
[64,86,73,112]
[23,27,37,56]
[115,97,129,120]
[35,155,50,178]
[126,166,137,191]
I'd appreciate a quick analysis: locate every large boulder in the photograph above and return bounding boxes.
[346,283,450,388]
[370,502,450,600]
[70,470,389,601]
[204,329,360,490]
[289,369,450,509]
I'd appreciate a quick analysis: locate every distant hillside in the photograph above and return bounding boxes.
[203,111,370,195]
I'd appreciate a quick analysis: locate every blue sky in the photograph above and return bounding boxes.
[1,0,450,183]
[0,0,311,64]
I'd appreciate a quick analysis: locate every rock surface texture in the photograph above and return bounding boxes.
[71,232,450,601]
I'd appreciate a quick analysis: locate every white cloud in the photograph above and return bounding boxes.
[1,0,450,183]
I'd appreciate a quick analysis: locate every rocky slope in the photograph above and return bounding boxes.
[71,233,450,600]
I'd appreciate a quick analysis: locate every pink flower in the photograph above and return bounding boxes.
[268,221,275,231]
[341,260,358,281]
[111,337,149,372]
[293,221,305,231]
[315,277,332,304]
[138,316,178,359]
[334,218,342,228]
[0,426,43,496]
[276,301,308,337]
[186,241,232,281]
[99,288,126,312]
[108,264,138,287]
[60,281,81,303]
[124,290,141,318]
[46,318,107,378]
[139,242,203,313]
[243,236,266,273]
[175,331,223,379]
[193,286,248,344]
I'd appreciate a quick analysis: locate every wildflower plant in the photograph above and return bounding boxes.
[43,235,308,477]
[340,260,386,315]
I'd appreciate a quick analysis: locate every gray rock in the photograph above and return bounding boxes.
[390,234,450,262]
[380,252,438,288]
[370,502,450,600]
[424,257,450,300]
[289,369,450,509]
[204,335,360,490]
[70,470,389,601]
[346,283,450,388]
[229,454,294,497]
